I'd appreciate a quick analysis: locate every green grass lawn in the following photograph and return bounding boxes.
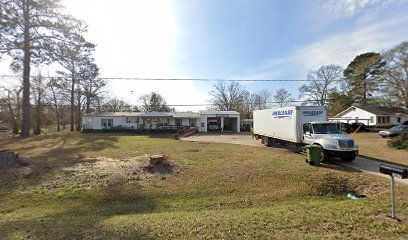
[1,133,407,239]
[352,132,408,166]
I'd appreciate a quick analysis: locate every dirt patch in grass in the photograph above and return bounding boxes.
[5,154,180,195]
[62,156,144,185]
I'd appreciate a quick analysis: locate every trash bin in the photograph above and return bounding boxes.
[306,145,323,166]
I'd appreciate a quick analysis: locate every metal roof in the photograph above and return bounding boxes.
[83,112,143,117]
[84,111,201,118]
[172,112,201,118]
[138,112,173,117]
[199,110,240,115]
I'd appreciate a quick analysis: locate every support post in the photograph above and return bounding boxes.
[391,174,396,219]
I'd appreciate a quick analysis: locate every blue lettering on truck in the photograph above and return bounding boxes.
[302,110,323,116]
[272,110,293,118]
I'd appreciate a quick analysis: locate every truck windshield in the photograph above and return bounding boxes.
[312,123,341,134]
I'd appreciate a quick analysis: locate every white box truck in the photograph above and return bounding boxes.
[253,106,358,161]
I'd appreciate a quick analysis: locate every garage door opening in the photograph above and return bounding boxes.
[223,117,238,132]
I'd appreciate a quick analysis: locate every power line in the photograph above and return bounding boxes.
[0,98,349,108]
[0,74,344,82]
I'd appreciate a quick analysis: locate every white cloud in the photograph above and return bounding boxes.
[62,0,208,111]
[243,14,408,80]
[322,0,406,17]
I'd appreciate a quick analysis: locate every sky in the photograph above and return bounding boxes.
[1,0,408,111]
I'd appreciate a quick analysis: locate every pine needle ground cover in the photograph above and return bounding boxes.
[0,133,407,239]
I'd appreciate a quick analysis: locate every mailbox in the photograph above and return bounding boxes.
[379,164,408,179]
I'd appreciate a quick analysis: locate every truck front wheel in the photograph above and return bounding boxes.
[319,149,327,162]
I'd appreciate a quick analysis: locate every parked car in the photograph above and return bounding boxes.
[378,125,408,138]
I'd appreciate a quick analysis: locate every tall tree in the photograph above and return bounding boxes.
[55,22,96,131]
[209,81,246,111]
[47,77,64,131]
[31,72,48,134]
[327,91,354,116]
[139,92,170,112]
[252,89,272,110]
[241,90,255,119]
[273,88,293,107]
[82,74,105,114]
[381,41,408,108]
[299,64,343,106]
[101,98,134,112]
[0,0,82,136]
[75,60,100,131]
[343,52,384,104]
[1,86,22,134]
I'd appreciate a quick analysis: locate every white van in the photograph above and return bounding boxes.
[207,120,219,131]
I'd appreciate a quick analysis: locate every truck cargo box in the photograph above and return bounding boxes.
[253,106,327,143]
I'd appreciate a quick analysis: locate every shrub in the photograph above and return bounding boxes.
[388,134,408,150]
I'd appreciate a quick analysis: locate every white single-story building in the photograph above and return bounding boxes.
[82,110,241,133]
[331,105,408,126]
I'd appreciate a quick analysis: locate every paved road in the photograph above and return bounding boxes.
[182,133,408,185]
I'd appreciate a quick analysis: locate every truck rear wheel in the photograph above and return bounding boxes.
[264,137,273,147]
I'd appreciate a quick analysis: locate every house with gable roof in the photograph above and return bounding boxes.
[332,105,408,126]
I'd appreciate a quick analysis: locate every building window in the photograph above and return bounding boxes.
[175,119,182,126]
[189,118,196,127]
[397,117,401,123]
[377,116,390,124]
[158,118,168,126]
[201,122,205,128]
[101,118,113,128]
[370,116,374,123]
[126,117,137,123]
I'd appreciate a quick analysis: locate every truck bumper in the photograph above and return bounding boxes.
[328,150,359,158]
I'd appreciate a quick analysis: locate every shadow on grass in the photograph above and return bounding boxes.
[317,159,362,173]
[0,133,121,194]
[0,177,157,239]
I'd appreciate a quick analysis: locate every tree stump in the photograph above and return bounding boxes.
[0,150,19,168]
[150,155,164,165]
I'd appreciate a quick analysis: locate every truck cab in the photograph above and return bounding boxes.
[302,121,358,161]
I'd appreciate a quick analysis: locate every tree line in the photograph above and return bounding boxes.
[1,1,406,135]
[0,0,103,136]
[0,1,171,136]
[208,40,408,117]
